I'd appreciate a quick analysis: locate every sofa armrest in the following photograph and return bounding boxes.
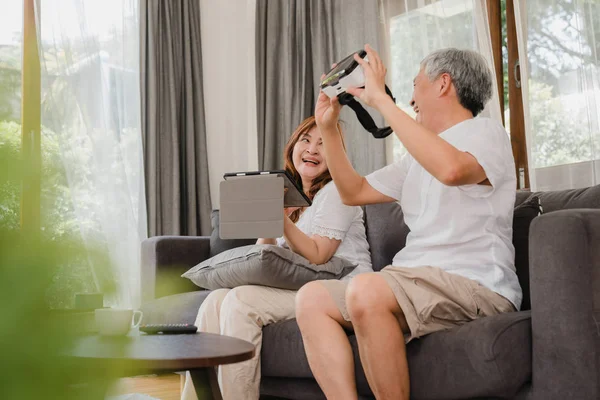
[529,209,600,400]
[141,236,210,303]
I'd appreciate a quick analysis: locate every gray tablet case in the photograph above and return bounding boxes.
[223,170,311,208]
[219,175,284,239]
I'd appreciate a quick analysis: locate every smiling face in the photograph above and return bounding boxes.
[410,68,441,129]
[292,126,328,185]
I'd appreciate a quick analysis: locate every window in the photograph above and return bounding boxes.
[1,1,144,309]
[0,2,24,230]
[385,0,501,161]
[384,0,600,191]
[515,0,600,190]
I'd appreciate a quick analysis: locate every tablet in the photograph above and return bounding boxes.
[223,170,312,207]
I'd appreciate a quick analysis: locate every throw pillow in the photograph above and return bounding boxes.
[182,244,357,290]
[512,195,542,311]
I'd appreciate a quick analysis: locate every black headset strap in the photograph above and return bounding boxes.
[338,85,395,139]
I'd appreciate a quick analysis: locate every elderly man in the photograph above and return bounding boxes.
[295,45,522,400]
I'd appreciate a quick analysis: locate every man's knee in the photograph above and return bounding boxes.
[346,274,397,322]
[296,281,333,326]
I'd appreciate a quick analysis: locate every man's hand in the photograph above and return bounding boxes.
[346,44,389,109]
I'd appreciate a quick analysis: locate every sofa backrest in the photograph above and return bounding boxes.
[364,202,407,272]
[209,210,255,257]
[528,184,600,212]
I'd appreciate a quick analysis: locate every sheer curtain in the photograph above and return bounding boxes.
[378,0,501,162]
[514,0,600,191]
[36,0,146,308]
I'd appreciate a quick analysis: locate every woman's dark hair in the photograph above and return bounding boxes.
[282,116,345,223]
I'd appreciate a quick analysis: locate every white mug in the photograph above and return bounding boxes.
[95,308,143,336]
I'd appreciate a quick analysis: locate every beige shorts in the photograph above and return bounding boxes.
[319,265,515,342]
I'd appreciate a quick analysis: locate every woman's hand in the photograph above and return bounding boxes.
[346,44,389,109]
[284,207,301,217]
[283,188,303,217]
[315,90,342,132]
[315,63,342,132]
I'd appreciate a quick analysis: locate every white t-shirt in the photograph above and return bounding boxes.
[277,182,372,280]
[366,117,522,309]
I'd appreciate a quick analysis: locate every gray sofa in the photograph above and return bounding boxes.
[141,185,600,400]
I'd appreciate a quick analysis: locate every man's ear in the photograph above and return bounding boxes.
[438,73,453,97]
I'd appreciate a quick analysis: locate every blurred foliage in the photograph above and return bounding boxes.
[0,144,122,399]
[0,9,142,398]
[0,66,20,122]
[0,120,98,308]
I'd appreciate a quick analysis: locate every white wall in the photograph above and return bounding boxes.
[200,0,258,209]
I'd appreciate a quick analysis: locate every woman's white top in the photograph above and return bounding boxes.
[276,181,372,279]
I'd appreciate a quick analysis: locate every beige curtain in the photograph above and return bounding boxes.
[256,0,387,175]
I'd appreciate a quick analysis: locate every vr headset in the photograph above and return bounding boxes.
[320,50,396,139]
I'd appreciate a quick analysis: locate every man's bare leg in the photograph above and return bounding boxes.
[346,273,410,400]
[295,282,357,400]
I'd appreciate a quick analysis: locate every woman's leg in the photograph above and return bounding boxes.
[295,281,357,400]
[181,289,231,400]
[195,289,231,333]
[217,285,296,400]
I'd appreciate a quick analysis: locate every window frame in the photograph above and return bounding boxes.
[20,0,41,232]
[488,0,529,189]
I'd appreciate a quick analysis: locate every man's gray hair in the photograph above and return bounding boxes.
[420,48,493,117]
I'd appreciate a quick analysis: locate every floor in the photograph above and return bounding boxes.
[109,374,181,400]
[109,375,286,400]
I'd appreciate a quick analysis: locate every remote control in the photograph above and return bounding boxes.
[140,323,198,334]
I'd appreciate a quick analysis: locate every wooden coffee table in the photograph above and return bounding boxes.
[67,332,255,399]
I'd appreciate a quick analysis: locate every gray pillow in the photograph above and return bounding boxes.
[182,244,357,290]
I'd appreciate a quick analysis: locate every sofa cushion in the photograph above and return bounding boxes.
[261,377,329,400]
[182,244,356,290]
[209,210,256,257]
[261,318,312,378]
[140,291,210,325]
[513,196,543,310]
[261,311,532,399]
[403,311,532,400]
